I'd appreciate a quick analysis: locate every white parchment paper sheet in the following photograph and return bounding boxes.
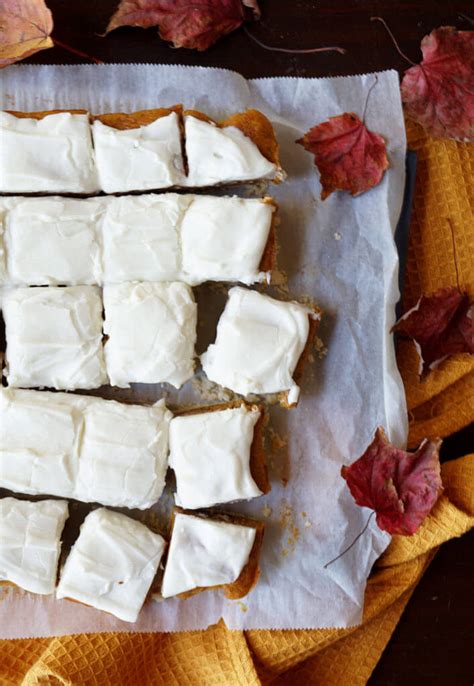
[0,65,407,636]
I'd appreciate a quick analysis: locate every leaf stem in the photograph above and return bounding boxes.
[362,74,378,123]
[244,27,346,55]
[458,13,474,26]
[324,511,375,569]
[370,17,417,66]
[53,38,103,64]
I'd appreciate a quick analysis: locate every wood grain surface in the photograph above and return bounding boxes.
[18,2,474,684]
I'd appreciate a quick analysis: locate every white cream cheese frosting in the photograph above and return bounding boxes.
[0,194,273,286]
[201,287,317,404]
[4,197,106,285]
[161,513,256,598]
[0,497,69,595]
[169,406,262,509]
[103,282,197,388]
[0,388,81,498]
[100,194,189,283]
[2,286,107,390]
[180,196,274,285]
[0,388,172,508]
[0,111,99,194]
[75,396,172,507]
[56,508,166,622]
[93,112,186,193]
[184,115,277,187]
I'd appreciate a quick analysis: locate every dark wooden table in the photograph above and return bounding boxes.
[21,1,474,684]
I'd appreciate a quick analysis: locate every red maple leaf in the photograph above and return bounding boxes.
[296,112,389,200]
[401,26,474,142]
[372,19,474,142]
[106,0,260,51]
[394,287,474,376]
[341,427,443,536]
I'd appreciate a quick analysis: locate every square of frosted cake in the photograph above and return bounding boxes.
[57,508,166,622]
[201,287,319,406]
[2,286,107,390]
[161,512,260,599]
[100,194,189,283]
[75,396,172,508]
[103,281,197,388]
[4,197,105,286]
[0,497,68,594]
[169,404,267,509]
[183,113,278,187]
[180,196,275,285]
[92,110,185,193]
[0,111,98,194]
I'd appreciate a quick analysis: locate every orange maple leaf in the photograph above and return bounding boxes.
[0,0,53,68]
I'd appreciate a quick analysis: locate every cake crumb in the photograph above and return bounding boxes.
[237,601,248,613]
[270,268,290,297]
[262,504,272,518]
[278,501,301,557]
[334,231,342,241]
[297,294,318,309]
[278,501,293,530]
[269,427,287,452]
[191,375,235,402]
[314,336,328,359]
[267,427,290,486]
[301,511,312,528]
